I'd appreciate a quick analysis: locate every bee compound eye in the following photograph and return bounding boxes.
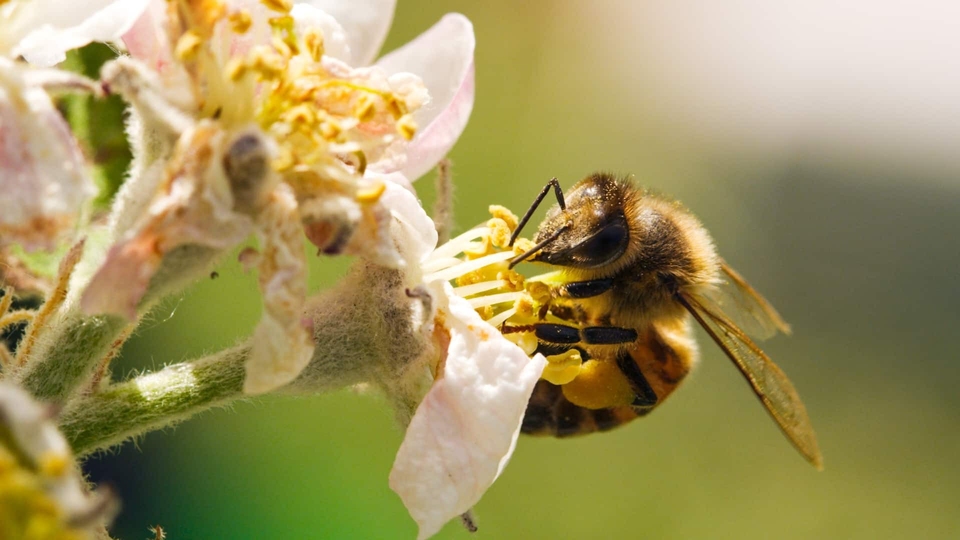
[575,220,629,267]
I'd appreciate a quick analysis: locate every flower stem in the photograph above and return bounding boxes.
[16,245,223,403]
[16,313,129,403]
[59,261,429,457]
[59,344,249,456]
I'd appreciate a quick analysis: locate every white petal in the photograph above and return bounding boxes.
[0,59,95,251]
[10,0,151,67]
[379,177,437,274]
[301,0,396,65]
[389,282,546,540]
[375,14,475,181]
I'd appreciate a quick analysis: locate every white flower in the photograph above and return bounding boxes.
[0,0,149,250]
[81,0,476,395]
[379,182,547,539]
[0,382,116,537]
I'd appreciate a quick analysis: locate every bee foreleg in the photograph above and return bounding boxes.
[533,323,638,346]
[534,323,581,344]
[559,278,614,299]
[582,326,638,345]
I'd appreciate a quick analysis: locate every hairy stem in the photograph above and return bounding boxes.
[59,262,429,457]
[60,345,249,456]
[16,245,223,403]
[16,313,129,402]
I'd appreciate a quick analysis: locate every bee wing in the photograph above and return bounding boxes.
[678,291,824,470]
[699,262,792,340]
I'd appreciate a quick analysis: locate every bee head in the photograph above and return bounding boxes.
[530,173,631,269]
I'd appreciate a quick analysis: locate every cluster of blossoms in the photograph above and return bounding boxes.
[0,0,585,538]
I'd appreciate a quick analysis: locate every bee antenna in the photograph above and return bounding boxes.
[508,177,565,247]
[508,223,569,269]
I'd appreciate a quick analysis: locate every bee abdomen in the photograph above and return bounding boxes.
[521,380,643,437]
[521,320,697,438]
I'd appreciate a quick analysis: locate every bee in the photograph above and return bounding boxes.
[506,173,823,469]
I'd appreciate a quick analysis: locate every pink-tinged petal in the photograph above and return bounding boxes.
[11,0,152,67]
[0,59,95,251]
[379,176,436,272]
[374,14,475,181]
[79,234,161,319]
[303,0,396,66]
[244,185,314,394]
[82,123,254,318]
[389,283,546,540]
[120,0,171,73]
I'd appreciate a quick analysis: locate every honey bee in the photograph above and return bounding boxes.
[506,173,823,469]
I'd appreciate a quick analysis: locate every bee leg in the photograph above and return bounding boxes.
[582,326,638,345]
[533,322,582,345]
[533,322,639,346]
[532,323,656,408]
[614,347,659,407]
[559,278,614,299]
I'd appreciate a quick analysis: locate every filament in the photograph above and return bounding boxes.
[454,280,507,298]
[424,251,515,283]
[485,307,518,329]
[467,291,522,309]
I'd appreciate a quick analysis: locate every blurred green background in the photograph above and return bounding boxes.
[84,1,960,538]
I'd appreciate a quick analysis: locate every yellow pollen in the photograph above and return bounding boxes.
[249,48,286,78]
[226,58,248,81]
[515,332,538,355]
[319,120,342,139]
[397,114,417,140]
[228,9,253,33]
[356,95,377,122]
[489,205,519,232]
[271,35,294,59]
[476,305,494,320]
[526,281,552,305]
[261,0,292,13]
[386,96,405,118]
[487,217,512,248]
[455,272,483,287]
[514,295,535,318]
[187,0,228,34]
[356,181,386,203]
[38,452,68,478]
[513,237,535,256]
[542,350,583,385]
[497,270,525,291]
[562,360,637,409]
[174,30,203,60]
[303,29,325,62]
[283,104,316,126]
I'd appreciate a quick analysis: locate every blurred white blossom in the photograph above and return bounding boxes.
[0,0,149,251]
[0,382,115,539]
